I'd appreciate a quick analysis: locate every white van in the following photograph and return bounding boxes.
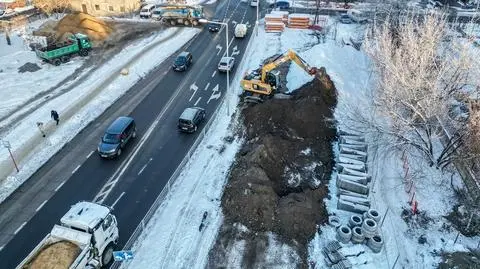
[250,0,259,7]
[347,9,368,24]
[140,4,156,19]
[234,24,247,38]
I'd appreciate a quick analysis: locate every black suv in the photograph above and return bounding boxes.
[173,51,193,71]
[208,19,221,32]
[98,116,136,158]
[178,107,205,133]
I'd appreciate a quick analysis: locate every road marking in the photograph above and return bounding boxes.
[189,83,198,102]
[111,192,126,208]
[204,82,210,91]
[207,84,222,104]
[194,97,202,106]
[55,181,66,192]
[14,222,27,235]
[138,158,154,176]
[212,71,216,77]
[94,70,188,204]
[86,150,94,159]
[72,164,81,174]
[216,44,222,55]
[36,200,48,212]
[0,245,4,251]
[103,179,118,189]
[232,45,240,56]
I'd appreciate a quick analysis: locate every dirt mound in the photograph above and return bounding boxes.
[27,241,80,269]
[222,68,337,246]
[55,13,114,41]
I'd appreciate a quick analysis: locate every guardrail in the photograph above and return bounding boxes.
[110,23,258,269]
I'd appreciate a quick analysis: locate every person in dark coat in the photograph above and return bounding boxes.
[51,110,59,125]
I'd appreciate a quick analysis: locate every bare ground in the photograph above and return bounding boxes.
[208,68,338,268]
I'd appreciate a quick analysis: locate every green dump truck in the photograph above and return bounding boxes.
[35,33,92,66]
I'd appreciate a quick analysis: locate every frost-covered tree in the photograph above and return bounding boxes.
[363,11,480,169]
[33,0,70,15]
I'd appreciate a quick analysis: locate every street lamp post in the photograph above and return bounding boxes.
[199,19,230,115]
[256,1,259,36]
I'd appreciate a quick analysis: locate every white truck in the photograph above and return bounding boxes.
[234,24,248,38]
[17,201,119,269]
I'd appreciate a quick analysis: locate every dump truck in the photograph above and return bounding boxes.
[35,33,92,66]
[240,49,317,103]
[17,201,119,269]
[152,4,203,26]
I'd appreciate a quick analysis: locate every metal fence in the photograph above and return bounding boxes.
[110,23,258,269]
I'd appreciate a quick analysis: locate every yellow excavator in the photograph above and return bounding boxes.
[240,49,317,102]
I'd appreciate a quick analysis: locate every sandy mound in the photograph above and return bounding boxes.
[26,241,80,269]
[55,13,114,41]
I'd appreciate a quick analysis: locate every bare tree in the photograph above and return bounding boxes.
[33,0,70,16]
[362,11,480,169]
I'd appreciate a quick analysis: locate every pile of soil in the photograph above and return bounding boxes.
[210,67,337,267]
[26,241,80,269]
[438,251,480,269]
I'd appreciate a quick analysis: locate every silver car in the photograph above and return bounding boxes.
[218,57,235,72]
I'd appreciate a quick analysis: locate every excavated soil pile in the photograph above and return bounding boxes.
[34,13,114,43]
[26,241,80,269]
[223,67,337,245]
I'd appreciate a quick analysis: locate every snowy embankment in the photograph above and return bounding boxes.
[0,27,200,203]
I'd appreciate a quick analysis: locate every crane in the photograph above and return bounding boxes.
[240,49,317,99]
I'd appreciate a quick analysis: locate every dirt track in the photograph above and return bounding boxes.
[208,68,338,268]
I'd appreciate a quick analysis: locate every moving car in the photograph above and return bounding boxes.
[173,51,193,71]
[208,19,221,32]
[98,116,136,158]
[218,57,235,72]
[178,107,206,133]
[234,23,247,38]
[140,4,156,18]
[339,14,352,24]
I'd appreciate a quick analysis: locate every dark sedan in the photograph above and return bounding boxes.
[208,19,222,32]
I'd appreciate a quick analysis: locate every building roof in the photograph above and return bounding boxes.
[61,201,111,231]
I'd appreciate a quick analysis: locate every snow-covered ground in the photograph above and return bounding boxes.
[0,26,200,203]
[119,17,479,269]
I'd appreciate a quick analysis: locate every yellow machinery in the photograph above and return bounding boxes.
[240,49,317,97]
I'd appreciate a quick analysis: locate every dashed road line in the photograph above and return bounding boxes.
[0,245,4,251]
[212,71,217,77]
[55,181,66,192]
[111,192,126,208]
[138,164,148,175]
[194,97,202,106]
[86,150,95,159]
[204,82,210,91]
[36,200,48,212]
[72,164,81,174]
[14,222,27,235]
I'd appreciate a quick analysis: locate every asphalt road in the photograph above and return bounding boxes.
[0,0,257,267]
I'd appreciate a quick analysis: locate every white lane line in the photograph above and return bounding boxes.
[212,71,217,77]
[189,83,198,102]
[86,150,95,159]
[204,82,210,91]
[103,179,118,189]
[55,181,66,192]
[14,222,27,235]
[0,245,4,251]
[111,192,126,208]
[138,164,148,176]
[72,164,81,174]
[194,97,202,106]
[94,73,187,204]
[36,200,48,212]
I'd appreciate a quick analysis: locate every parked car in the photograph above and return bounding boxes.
[172,51,193,71]
[140,4,156,18]
[347,9,368,24]
[178,107,205,133]
[339,14,352,24]
[208,19,221,32]
[98,116,136,158]
[218,57,235,72]
[0,9,5,17]
[270,0,290,10]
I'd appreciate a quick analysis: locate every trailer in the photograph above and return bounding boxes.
[35,33,92,66]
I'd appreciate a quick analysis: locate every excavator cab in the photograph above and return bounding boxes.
[266,71,280,90]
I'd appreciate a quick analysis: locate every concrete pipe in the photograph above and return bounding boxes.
[367,235,384,253]
[336,225,352,244]
[348,215,363,228]
[328,216,341,228]
[351,226,365,244]
[364,209,381,223]
[361,218,378,238]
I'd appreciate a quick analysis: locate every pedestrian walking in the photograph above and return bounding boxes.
[51,110,59,125]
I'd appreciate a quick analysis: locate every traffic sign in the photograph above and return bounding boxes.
[113,250,134,262]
